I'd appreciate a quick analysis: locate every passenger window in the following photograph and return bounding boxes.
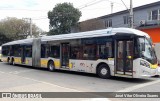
[25,45,32,57]
[70,46,83,59]
[50,46,60,58]
[98,42,113,59]
[83,45,96,60]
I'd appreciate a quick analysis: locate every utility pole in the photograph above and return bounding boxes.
[120,0,134,28]
[111,2,113,14]
[130,0,134,28]
[30,18,32,38]
[23,18,32,38]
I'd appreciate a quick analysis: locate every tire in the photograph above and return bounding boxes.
[11,58,15,65]
[7,58,10,63]
[153,75,159,77]
[48,61,55,72]
[97,64,111,79]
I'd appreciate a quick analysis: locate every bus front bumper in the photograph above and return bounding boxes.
[154,66,160,76]
[139,67,160,78]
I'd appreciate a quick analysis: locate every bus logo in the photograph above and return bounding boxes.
[80,63,85,67]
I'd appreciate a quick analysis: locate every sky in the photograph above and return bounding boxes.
[0,0,159,32]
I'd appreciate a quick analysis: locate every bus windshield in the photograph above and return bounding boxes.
[138,37,157,64]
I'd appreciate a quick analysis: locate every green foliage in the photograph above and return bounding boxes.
[0,17,42,43]
[0,30,12,46]
[48,2,81,35]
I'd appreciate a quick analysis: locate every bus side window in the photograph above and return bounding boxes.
[98,45,107,59]
[25,45,32,57]
[83,45,96,60]
[98,42,113,59]
[70,46,83,59]
[106,42,113,58]
[50,46,60,58]
[41,45,45,58]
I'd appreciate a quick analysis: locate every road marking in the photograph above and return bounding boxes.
[117,79,160,92]
[0,70,111,101]
[0,70,81,92]
[9,69,35,74]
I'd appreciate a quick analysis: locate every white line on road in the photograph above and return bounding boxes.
[0,70,80,92]
[0,70,111,101]
[9,69,35,74]
[116,79,160,92]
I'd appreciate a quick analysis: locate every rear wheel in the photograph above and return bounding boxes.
[97,64,111,79]
[11,58,15,65]
[48,61,55,72]
[7,58,10,63]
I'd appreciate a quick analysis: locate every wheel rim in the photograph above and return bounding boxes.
[13,61,15,65]
[49,63,54,70]
[101,67,108,75]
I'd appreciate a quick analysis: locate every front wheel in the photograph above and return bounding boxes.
[97,64,111,79]
[48,61,55,72]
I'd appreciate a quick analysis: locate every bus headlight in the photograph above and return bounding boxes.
[140,60,150,68]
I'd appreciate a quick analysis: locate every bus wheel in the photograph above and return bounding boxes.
[11,58,15,65]
[97,64,111,79]
[48,61,55,72]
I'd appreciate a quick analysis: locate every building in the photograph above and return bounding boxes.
[73,1,160,44]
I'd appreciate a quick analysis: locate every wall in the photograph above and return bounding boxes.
[141,28,160,43]
[74,4,160,32]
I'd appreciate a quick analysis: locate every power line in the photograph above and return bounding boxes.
[78,0,128,11]
[79,0,104,9]
[104,0,124,5]
[120,0,130,12]
[77,0,98,8]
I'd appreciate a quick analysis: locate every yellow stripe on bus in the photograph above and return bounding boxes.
[41,59,48,67]
[14,58,21,64]
[54,60,60,68]
[25,59,29,64]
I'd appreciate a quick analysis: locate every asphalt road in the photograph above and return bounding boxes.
[0,62,160,101]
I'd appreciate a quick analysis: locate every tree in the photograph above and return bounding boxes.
[0,30,12,46]
[48,2,81,35]
[0,17,42,41]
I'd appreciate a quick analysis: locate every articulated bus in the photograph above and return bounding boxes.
[1,28,160,78]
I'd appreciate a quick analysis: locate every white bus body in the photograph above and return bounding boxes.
[1,28,160,78]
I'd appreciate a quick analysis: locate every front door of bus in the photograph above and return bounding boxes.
[61,43,70,68]
[115,40,133,76]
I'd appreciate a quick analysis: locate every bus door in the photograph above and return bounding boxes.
[61,43,70,68]
[115,39,134,76]
[21,45,26,64]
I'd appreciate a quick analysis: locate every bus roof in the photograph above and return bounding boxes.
[2,38,33,46]
[41,28,150,42]
[2,28,150,46]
